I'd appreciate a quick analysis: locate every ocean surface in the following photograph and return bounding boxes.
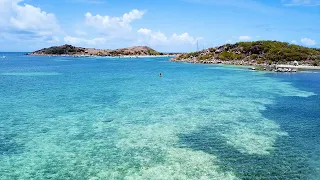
[0,53,319,180]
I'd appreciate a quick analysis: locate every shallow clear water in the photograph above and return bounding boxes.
[0,53,319,179]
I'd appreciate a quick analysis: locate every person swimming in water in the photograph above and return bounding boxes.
[159,73,162,77]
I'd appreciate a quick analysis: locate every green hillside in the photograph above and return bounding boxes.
[176,41,320,65]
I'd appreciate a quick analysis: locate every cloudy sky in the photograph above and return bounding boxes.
[0,0,319,52]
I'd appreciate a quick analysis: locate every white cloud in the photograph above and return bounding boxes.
[137,28,152,35]
[0,0,60,41]
[283,0,320,6]
[239,36,252,41]
[172,33,199,44]
[10,4,59,34]
[137,28,201,46]
[75,30,87,36]
[64,36,106,45]
[226,39,232,43]
[122,9,145,23]
[137,29,168,45]
[85,9,145,36]
[291,40,298,44]
[301,37,316,46]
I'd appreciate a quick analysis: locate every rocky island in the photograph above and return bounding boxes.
[171,41,320,72]
[28,44,172,57]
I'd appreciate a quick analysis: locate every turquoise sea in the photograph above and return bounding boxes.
[1,53,320,180]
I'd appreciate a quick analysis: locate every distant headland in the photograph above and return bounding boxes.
[27,45,176,57]
[171,41,320,72]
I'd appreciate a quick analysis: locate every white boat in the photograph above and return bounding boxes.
[1,56,6,59]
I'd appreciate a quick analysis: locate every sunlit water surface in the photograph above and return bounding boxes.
[0,53,319,179]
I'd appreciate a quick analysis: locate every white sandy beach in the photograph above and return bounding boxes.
[276,65,320,70]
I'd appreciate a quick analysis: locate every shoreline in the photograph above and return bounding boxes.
[170,58,320,72]
[276,65,320,70]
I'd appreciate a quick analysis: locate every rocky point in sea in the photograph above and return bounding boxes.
[171,40,320,72]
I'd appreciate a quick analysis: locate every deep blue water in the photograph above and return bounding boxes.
[0,53,319,179]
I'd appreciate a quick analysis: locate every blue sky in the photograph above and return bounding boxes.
[0,0,319,52]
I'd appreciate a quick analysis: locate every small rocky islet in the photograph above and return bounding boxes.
[171,40,320,72]
[27,44,170,57]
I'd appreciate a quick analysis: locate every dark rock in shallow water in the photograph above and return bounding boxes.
[0,135,24,155]
[102,119,113,123]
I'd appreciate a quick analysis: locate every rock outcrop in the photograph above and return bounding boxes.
[28,45,165,56]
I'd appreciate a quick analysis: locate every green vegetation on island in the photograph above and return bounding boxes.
[174,41,320,66]
[42,45,84,55]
